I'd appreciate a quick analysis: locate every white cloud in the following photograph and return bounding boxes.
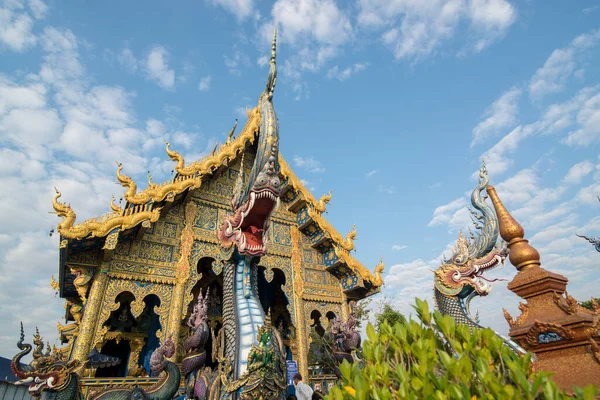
[562,160,595,185]
[27,0,47,19]
[300,178,315,191]
[224,50,250,76]
[267,0,352,47]
[471,87,521,147]
[0,5,37,52]
[326,62,368,81]
[293,155,325,173]
[575,183,600,206]
[493,168,538,205]
[366,169,378,178]
[0,107,62,160]
[118,46,138,73]
[145,46,175,90]
[198,75,212,91]
[257,55,269,67]
[377,185,397,195]
[428,197,467,226]
[529,29,600,100]
[260,0,353,99]
[392,245,407,251]
[357,0,516,61]
[479,85,600,178]
[209,0,255,21]
[563,91,600,147]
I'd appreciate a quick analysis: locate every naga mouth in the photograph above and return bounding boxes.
[470,253,506,294]
[224,188,279,255]
[451,252,507,295]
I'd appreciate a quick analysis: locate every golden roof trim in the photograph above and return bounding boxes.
[277,162,383,287]
[334,246,384,288]
[52,188,162,241]
[117,107,261,205]
[302,293,343,303]
[279,156,331,212]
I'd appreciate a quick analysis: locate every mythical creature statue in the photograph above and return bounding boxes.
[222,313,286,400]
[330,310,362,371]
[89,336,180,400]
[11,324,120,400]
[433,161,525,354]
[182,289,213,400]
[576,196,600,253]
[213,29,287,399]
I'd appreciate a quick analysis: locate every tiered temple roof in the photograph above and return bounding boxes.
[53,104,383,298]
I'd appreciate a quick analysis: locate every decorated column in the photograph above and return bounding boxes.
[72,263,109,362]
[290,226,309,378]
[167,201,197,358]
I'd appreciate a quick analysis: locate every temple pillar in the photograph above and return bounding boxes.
[290,226,309,378]
[487,186,600,391]
[72,263,109,362]
[127,334,147,376]
[167,200,197,358]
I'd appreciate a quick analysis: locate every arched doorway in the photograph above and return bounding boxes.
[184,257,222,369]
[257,267,293,359]
[96,291,136,377]
[137,294,162,377]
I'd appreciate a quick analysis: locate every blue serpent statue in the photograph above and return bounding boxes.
[433,161,526,355]
[212,29,287,400]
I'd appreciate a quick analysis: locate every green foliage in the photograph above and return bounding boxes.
[308,329,338,375]
[375,303,407,331]
[353,299,371,329]
[579,297,599,311]
[325,298,598,400]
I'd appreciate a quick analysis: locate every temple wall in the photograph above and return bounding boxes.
[65,151,349,378]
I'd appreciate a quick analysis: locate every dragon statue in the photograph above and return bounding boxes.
[433,161,525,354]
[213,29,287,399]
[11,324,119,400]
[576,196,600,253]
[182,289,214,400]
[89,336,180,400]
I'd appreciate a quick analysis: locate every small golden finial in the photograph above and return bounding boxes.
[226,119,238,144]
[375,257,384,273]
[265,308,272,326]
[487,185,540,271]
[50,276,59,291]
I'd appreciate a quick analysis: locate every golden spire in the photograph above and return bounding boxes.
[264,28,277,99]
[487,185,540,271]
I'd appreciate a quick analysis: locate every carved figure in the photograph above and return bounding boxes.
[182,289,213,400]
[433,161,525,354]
[11,324,120,400]
[89,336,180,400]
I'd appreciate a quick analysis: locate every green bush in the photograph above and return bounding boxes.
[325,298,598,400]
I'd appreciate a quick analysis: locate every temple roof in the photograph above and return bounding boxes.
[53,115,384,289]
[53,32,384,291]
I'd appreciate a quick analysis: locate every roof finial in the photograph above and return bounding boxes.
[264,28,277,99]
[487,185,540,271]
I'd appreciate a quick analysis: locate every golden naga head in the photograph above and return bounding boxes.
[52,187,75,218]
[434,231,508,297]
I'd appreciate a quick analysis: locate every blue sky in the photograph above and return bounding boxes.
[0,0,599,357]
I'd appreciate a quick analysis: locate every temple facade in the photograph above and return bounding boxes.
[49,46,383,395]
